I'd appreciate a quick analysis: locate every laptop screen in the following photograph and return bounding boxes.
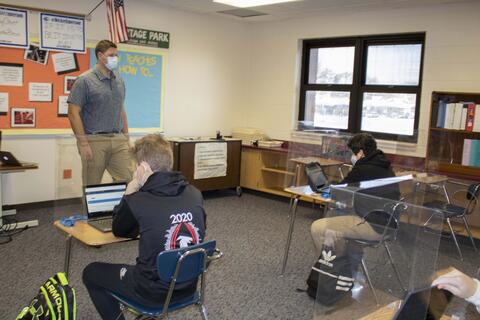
[394,286,452,320]
[85,183,126,217]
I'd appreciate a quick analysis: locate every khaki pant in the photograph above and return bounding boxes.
[310,215,381,256]
[81,134,133,185]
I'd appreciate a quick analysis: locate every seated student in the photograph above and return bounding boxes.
[82,134,207,320]
[310,133,398,254]
[433,268,480,313]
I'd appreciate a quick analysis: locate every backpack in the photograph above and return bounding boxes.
[306,246,356,306]
[16,272,76,320]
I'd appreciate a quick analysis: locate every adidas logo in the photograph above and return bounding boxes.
[319,250,336,267]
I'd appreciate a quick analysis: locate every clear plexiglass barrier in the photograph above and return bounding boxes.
[313,177,446,319]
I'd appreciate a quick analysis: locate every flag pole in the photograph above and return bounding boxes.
[85,0,105,21]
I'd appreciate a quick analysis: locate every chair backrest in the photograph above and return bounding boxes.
[363,209,400,241]
[466,183,480,201]
[157,240,216,283]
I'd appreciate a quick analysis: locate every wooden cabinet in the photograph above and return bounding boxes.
[240,146,296,198]
[426,92,480,179]
[240,143,346,200]
[170,138,242,192]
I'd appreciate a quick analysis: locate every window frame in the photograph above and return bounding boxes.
[298,33,425,142]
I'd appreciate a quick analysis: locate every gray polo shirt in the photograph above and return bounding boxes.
[67,65,126,134]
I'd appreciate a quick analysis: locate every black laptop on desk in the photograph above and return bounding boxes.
[305,162,331,194]
[0,151,32,166]
[84,182,127,232]
[393,286,452,320]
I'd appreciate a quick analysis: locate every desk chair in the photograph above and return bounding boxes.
[110,240,223,320]
[347,205,407,305]
[424,181,480,261]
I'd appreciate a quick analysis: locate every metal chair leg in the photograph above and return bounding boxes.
[384,243,406,292]
[446,218,463,261]
[423,213,435,227]
[462,216,478,252]
[199,304,208,320]
[360,258,379,306]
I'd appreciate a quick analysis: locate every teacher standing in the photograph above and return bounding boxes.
[68,39,132,185]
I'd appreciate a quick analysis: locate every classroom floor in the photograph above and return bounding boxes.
[1,190,479,319]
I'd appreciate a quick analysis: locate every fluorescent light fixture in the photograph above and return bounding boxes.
[213,0,300,8]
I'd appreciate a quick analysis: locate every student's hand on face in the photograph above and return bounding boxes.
[125,170,141,195]
[432,268,478,299]
[136,162,153,186]
[78,143,93,160]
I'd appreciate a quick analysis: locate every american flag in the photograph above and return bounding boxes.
[106,0,129,43]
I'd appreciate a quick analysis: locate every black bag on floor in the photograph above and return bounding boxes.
[306,246,355,306]
[16,272,76,320]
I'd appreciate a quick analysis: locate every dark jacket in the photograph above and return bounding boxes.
[340,150,395,184]
[340,150,400,226]
[112,171,206,301]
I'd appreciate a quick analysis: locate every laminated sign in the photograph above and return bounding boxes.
[194,143,227,179]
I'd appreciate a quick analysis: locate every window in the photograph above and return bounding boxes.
[298,33,425,141]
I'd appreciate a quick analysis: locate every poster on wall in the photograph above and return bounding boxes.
[24,43,49,65]
[64,76,77,93]
[11,107,35,127]
[194,143,227,180]
[39,13,86,53]
[52,53,78,74]
[28,82,53,102]
[57,96,68,116]
[0,92,8,114]
[0,7,28,48]
[0,63,23,86]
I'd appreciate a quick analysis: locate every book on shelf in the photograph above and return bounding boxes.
[444,103,456,129]
[474,104,480,132]
[462,139,480,167]
[452,103,464,130]
[466,103,475,131]
[460,105,468,130]
[436,101,480,131]
[436,101,446,128]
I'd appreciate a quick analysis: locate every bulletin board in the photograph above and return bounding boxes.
[0,42,166,135]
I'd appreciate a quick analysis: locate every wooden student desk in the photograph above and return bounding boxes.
[54,220,134,277]
[289,156,345,186]
[359,300,451,320]
[0,162,39,230]
[281,185,331,275]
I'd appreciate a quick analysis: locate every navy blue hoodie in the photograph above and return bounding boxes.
[112,171,206,301]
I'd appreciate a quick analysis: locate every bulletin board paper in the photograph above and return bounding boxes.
[0,44,89,132]
[89,45,166,130]
[0,42,166,135]
[0,7,28,48]
[39,13,86,53]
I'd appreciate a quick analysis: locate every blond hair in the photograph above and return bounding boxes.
[132,134,173,172]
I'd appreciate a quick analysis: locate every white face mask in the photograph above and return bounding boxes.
[105,56,118,70]
[351,154,357,165]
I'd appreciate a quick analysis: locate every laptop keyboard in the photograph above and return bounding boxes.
[88,218,113,232]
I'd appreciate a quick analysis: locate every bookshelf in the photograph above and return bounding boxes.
[426,91,480,179]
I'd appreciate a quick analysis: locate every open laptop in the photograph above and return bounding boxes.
[0,151,25,166]
[305,162,331,194]
[393,286,453,320]
[84,182,127,232]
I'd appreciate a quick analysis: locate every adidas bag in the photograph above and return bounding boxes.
[306,246,355,306]
[16,272,76,320]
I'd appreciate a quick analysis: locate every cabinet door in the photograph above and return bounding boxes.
[240,148,261,189]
